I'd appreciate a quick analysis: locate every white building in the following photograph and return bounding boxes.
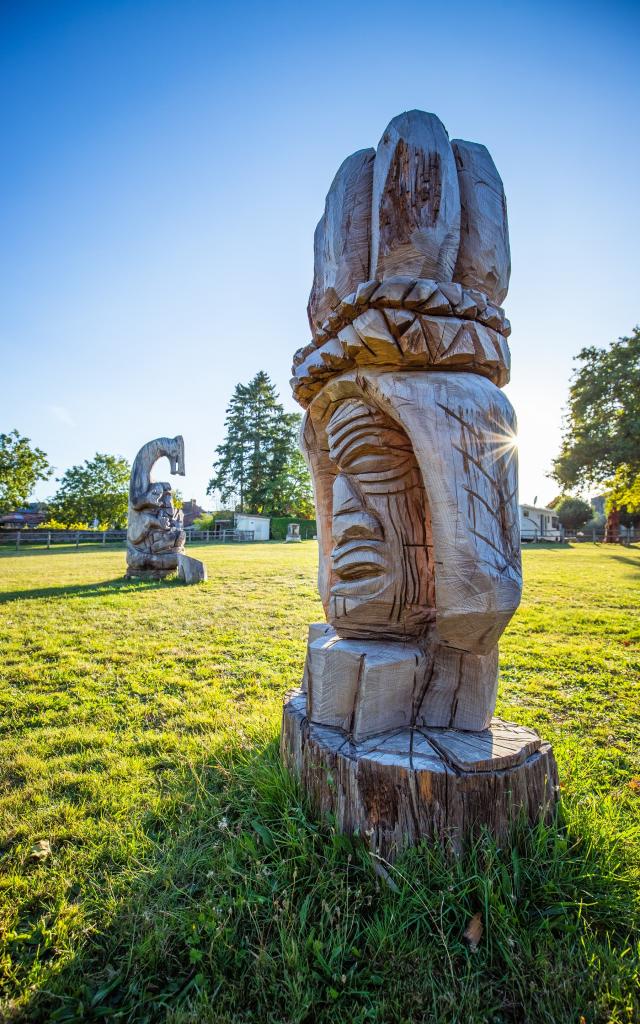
[519,504,562,542]
[234,513,270,541]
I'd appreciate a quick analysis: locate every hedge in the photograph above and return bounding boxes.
[270,517,317,540]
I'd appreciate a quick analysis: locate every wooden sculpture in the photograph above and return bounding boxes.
[281,110,558,857]
[126,436,186,578]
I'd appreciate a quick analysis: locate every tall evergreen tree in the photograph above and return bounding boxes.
[208,372,313,516]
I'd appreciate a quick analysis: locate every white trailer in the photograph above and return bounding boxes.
[519,504,562,542]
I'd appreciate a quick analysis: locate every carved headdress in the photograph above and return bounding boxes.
[292,110,512,408]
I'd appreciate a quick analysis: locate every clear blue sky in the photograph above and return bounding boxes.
[2,0,638,509]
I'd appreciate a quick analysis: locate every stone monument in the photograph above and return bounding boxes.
[286,522,302,543]
[126,435,186,578]
[280,110,558,857]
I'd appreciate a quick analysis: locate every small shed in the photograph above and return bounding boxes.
[235,513,270,541]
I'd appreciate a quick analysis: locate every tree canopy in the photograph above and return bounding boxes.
[552,329,640,503]
[553,496,593,532]
[605,464,640,516]
[0,430,52,514]
[48,453,130,527]
[208,371,313,517]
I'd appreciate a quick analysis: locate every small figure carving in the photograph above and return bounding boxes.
[126,436,186,578]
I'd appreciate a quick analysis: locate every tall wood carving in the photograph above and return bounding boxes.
[126,436,186,578]
[281,110,558,857]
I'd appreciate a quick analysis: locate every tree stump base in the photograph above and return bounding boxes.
[281,689,559,860]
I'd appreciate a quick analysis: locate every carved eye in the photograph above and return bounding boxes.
[329,422,414,477]
[327,400,413,476]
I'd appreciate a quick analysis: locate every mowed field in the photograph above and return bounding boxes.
[0,541,638,1024]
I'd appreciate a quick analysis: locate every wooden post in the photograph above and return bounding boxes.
[102,531,106,545]
[47,531,51,549]
[75,531,80,550]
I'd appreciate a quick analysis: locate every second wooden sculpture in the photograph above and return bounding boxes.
[281,110,558,857]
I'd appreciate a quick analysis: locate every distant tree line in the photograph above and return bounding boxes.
[1,371,314,530]
[548,495,595,533]
[0,437,131,528]
[8,329,635,537]
[0,431,131,528]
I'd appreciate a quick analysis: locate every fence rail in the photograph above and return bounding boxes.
[0,527,260,549]
[1,525,635,551]
[563,526,635,544]
[0,529,128,548]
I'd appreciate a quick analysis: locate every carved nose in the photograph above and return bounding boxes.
[332,474,383,545]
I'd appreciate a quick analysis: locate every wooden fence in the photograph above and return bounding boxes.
[0,528,257,549]
[0,529,127,549]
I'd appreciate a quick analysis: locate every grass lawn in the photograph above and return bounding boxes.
[0,541,638,1023]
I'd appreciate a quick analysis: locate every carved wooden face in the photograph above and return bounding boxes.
[325,398,435,639]
[138,482,173,512]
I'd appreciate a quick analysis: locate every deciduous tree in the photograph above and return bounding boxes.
[554,496,593,532]
[552,329,640,539]
[0,430,52,514]
[605,466,640,521]
[48,453,130,527]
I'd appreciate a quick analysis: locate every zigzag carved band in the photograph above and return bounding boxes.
[292,304,511,408]
[304,276,510,351]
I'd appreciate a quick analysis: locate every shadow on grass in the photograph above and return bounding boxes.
[12,738,640,1024]
[0,576,182,604]
[609,553,640,572]
[521,541,574,549]
[0,544,126,558]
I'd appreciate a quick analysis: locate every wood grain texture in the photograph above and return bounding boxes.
[126,436,186,577]
[452,140,511,305]
[324,397,435,640]
[281,690,559,860]
[307,149,375,337]
[370,111,460,283]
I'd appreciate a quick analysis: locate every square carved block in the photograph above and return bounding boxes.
[305,624,426,741]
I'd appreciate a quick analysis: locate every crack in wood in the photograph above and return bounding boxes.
[347,653,367,740]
